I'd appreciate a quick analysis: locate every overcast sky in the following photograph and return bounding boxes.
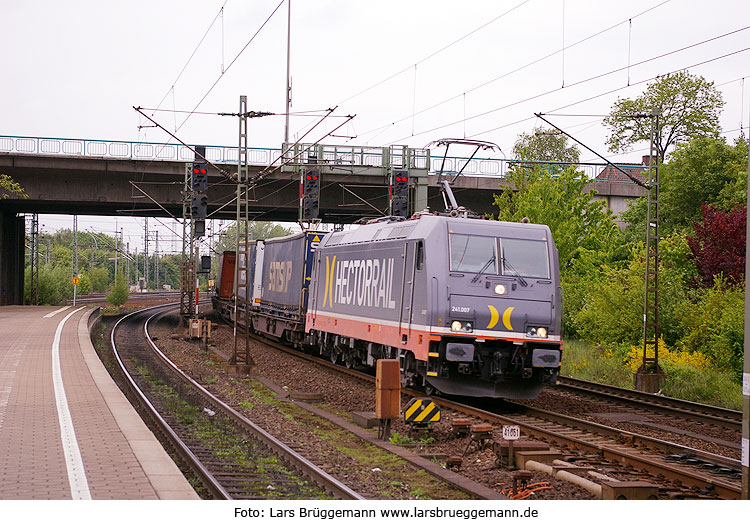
[2,0,749,252]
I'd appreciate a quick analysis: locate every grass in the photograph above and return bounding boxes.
[561,339,743,410]
[131,360,330,499]
[100,304,147,316]
[227,380,470,500]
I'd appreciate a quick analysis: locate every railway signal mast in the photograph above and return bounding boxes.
[231,95,254,370]
[180,146,206,323]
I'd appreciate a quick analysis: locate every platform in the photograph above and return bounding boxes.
[0,305,199,500]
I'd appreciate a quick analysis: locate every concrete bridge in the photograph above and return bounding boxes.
[0,135,645,304]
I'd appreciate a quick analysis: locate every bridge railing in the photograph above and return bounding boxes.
[0,134,646,183]
[0,134,277,165]
[280,143,430,173]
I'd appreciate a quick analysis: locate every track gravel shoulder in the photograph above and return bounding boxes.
[149,314,595,500]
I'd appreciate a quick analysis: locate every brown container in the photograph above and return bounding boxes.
[375,388,400,419]
[218,251,236,300]
[376,359,401,390]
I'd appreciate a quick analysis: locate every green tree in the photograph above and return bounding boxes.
[511,127,580,166]
[660,136,747,231]
[1,173,27,199]
[494,167,621,267]
[603,71,724,162]
[619,136,747,240]
[214,221,293,254]
[107,273,129,307]
[88,267,110,292]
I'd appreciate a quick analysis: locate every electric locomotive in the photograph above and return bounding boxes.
[305,213,562,398]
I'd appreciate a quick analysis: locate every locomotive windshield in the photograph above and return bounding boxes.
[500,238,549,279]
[449,234,498,273]
[449,233,549,279]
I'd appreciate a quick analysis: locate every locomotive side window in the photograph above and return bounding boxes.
[416,240,424,271]
[500,238,550,279]
[449,234,498,273]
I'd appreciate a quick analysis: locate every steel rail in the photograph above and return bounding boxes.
[557,375,741,430]
[110,304,232,499]
[239,330,742,499]
[144,308,364,500]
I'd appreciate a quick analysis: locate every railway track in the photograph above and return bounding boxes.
[71,291,180,305]
[228,328,743,499]
[109,304,363,500]
[557,376,741,431]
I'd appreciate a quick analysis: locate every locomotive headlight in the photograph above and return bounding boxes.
[527,326,548,338]
[494,284,506,295]
[451,320,473,333]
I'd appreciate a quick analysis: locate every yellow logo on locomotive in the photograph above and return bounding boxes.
[487,305,514,330]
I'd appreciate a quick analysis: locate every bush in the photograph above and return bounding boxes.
[88,266,110,292]
[560,340,631,387]
[561,339,742,409]
[660,362,742,410]
[624,336,712,372]
[676,277,744,379]
[107,273,129,307]
[570,243,687,347]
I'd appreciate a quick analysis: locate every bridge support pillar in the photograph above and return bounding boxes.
[0,209,25,305]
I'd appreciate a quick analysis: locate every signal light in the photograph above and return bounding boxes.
[300,168,320,220]
[391,170,409,217]
[192,161,208,191]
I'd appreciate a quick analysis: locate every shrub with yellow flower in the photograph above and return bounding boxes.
[625,336,712,372]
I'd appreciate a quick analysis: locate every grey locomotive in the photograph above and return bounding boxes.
[305,213,562,398]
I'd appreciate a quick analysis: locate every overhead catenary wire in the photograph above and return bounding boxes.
[468,48,750,141]
[152,0,231,115]
[385,27,750,145]
[355,0,673,143]
[335,0,533,108]
[175,0,286,133]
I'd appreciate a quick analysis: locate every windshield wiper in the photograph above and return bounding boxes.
[501,257,528,287]
[470,256,496,283]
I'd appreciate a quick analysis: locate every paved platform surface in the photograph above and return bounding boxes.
[0,305,199,500]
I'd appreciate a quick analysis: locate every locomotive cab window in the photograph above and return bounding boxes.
[449,234,498,273]
[416,240,424,271]
[500,238,549,279]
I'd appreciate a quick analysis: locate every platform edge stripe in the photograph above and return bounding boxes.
[52,306,91,500]
[44,306,70,318]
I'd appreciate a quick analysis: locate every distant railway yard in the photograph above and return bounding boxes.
[92,302,743,500]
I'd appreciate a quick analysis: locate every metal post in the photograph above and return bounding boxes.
[126,242,130,285]
[73,215,78,306]
[180,163,193,324]
[635,113,666,393]
[114,218,118,279]
[742,101,750,499]
[29,214,39,305]
[144,218,149,291]
[284,0,291,144]
[232,95,253,369]
[155,231,159,290]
